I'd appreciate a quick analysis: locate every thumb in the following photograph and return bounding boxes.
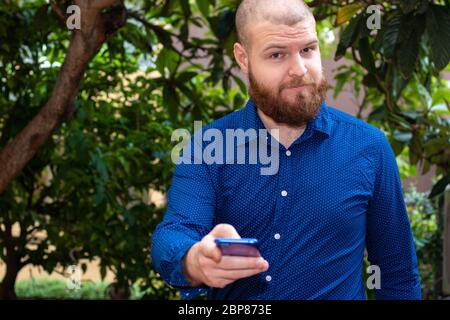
[209,223,241,239]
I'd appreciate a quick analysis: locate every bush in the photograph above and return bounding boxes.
[405,185,441,299]
[15,278,145,300]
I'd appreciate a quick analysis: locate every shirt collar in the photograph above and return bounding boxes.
[237,99,331,146]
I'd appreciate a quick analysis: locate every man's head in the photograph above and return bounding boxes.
[234,0,327,127]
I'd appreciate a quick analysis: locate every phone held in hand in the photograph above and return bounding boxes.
[215,238,260,257]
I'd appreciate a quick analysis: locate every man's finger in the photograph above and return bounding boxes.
[217,256,269,270]
[201,235,222,262]
[209,223,241,238]
[214,267,268,281]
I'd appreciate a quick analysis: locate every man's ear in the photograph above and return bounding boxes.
[233,42,249,74]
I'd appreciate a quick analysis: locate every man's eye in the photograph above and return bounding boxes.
[302,47,314,54]
[270,53,284,59]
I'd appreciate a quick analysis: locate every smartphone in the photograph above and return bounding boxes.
[215,238,260,257]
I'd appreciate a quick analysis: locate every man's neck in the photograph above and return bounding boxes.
[257,108,306,149]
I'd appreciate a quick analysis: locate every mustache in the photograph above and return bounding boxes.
[280,78,315,90]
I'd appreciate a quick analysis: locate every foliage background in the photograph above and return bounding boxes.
[0,0,449,299]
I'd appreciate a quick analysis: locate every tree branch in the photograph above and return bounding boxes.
[0,0,127,195]
[50,0,66,23]
[91,0,121,10]
[128,11,211,63]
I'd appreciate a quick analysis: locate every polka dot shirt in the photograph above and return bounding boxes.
[151,99,421,300]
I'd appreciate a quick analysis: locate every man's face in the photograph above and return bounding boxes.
[238,18,327,127]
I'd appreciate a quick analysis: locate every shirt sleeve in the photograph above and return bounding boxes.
[365,131,422,300]
[151,135,215,299]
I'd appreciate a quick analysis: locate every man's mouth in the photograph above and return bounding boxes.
[287,83,313,89]
[283,84,313,93]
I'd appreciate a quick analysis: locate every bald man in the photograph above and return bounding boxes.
[152,0,421,300]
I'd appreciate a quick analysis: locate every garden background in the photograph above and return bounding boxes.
[0,0,449,300]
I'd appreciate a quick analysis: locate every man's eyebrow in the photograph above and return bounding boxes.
[262,45,288,53]
[262,40,319,52]
[304,40,319,47]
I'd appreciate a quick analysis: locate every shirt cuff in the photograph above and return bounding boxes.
[168,238,209,299]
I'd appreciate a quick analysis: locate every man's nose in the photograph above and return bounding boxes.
[288,53,307,77]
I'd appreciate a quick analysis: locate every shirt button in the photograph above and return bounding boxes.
[286,150,291,156]
[265,275,272,282]
[274,233,281,240]
[281,190,287,197]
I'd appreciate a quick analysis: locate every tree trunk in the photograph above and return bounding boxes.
[0,223,21,300]
[0,0,127,195]
[106,282,131,300]
[0,259,20,300]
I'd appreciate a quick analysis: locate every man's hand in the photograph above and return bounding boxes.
[183,224,269,288]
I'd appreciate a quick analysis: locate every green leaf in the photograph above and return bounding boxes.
[196,0,210,18]
[417,83,432,109]
[151,25,175,51]
[233,94,245,109]
[398,110,419,123]
[401,0,419,14]
[390,139,405,156]
[397,15,424,79]
[391,66,409,99]
[368,106,385,122]
[179,21,189,42]
[155,48,179,76]
[91,148,109,182]
[336,3,364,26]
[209,9,235,41]
[422,159,431,175]
[224,29,238,58]
[432,87,450,106]
[429,174,450,198]
[362,73,378,88]
[180,0,191,16]
[409,133,422,165]
[163,84,179,122]
[177,83,198,101]
[358,38,376,74]
[335,13,363,61]
[122,24,153,53]
[232,74,247,94]
[100,265,107,280]
[333,69,351,98]
[94,183,106,206]
[176,71,198,83]
[123,208,136,226]
[393,130,413,142]
[426,5,450,71]
[33,4,49,32]
[424,137,449,156]
[383,14,402,58]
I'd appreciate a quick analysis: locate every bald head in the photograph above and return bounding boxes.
[235,0,315,49]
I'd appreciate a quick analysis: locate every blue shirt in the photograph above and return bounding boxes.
[151,99,421,300]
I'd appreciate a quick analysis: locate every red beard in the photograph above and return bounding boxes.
[248,70,328,127]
